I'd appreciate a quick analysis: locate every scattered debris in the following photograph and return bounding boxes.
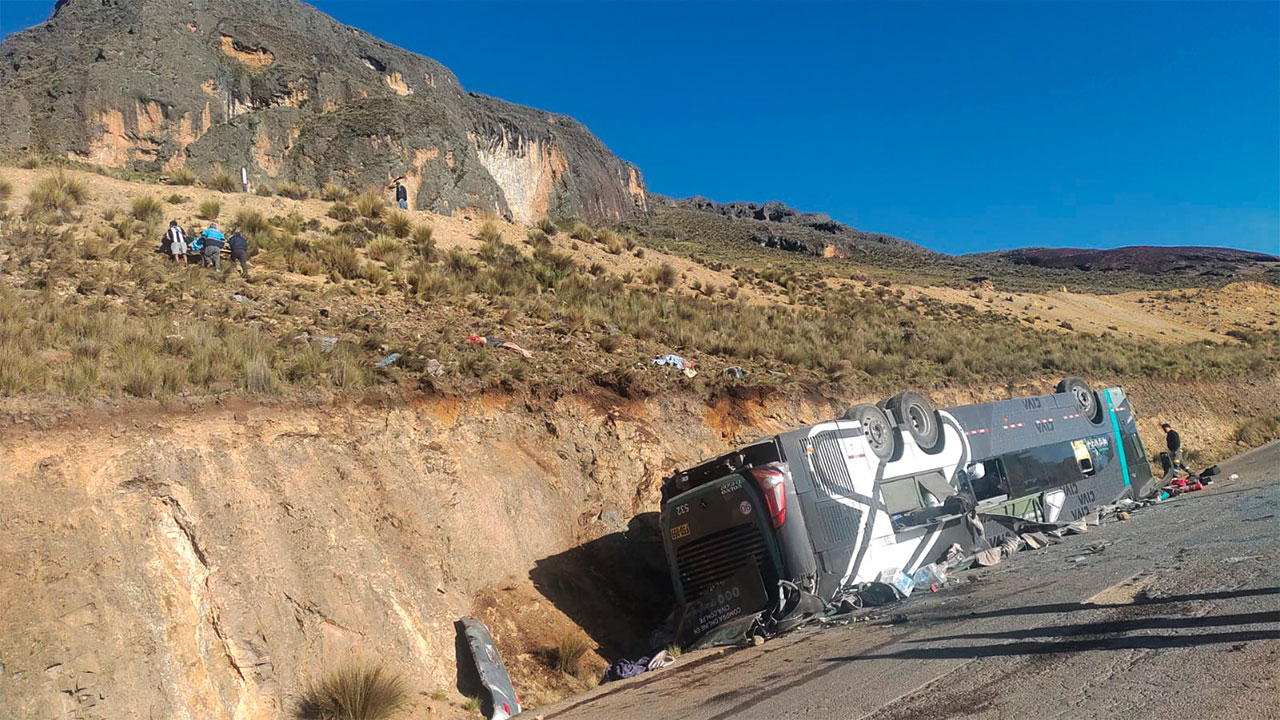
[319,336,338,353]
[1118,511,1131,521]
[724,366,748,379]
[653,354,696,371]
[877,569,915,598]
[231,293,257,305]
[373,352,401,368]
[457,617,521,720]
[425,358,444,377]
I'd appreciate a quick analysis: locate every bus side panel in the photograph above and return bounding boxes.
[779,424,870,599]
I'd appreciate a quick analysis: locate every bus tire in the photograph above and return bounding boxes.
[885,391,942,452]
[1056,376,1104,424]
[846,403,896,460]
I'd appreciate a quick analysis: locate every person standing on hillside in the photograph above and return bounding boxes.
[200,222,225,270]
[390,177,408,210]
[227,229,250,278]
[166,220,187,264]
[1162,422,1191,474]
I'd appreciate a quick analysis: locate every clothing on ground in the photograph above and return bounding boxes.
[484,336,508,347]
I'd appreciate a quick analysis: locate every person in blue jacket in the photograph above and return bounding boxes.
[200,223,225,270]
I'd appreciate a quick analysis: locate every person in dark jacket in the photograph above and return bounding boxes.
[1161,423,1190,473]
[390,177,408,210]
[227,230,250,278]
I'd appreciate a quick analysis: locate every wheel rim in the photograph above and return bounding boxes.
[1073,386,1093,413]
[865,414,887,451]
[907,405,929,434]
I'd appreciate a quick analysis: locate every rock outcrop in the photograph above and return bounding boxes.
[0,0,646,223]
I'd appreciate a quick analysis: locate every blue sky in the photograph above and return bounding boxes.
[3,1,1277,255]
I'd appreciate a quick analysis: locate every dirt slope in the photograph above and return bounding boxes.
[1,377,1276,719]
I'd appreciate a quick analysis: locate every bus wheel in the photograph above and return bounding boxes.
[1056,376,1104,424]
[846,403,896,460]
[886,391,942,452]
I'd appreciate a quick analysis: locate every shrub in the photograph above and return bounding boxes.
[367,236,407,266]
[537,216,557,236]
[18,154,43,169]
[166,193,184,204]
[556,633,591,677]
[0,179,11,202]
[410,224,435,259]
[321,182,353,203]
[570,224,594,242]
[130,195,164,222]
[327,202,358,222]
[604,234,623,255]
[1231,415,1280,447]
[324,240,362,279]
[24,173,87,222]
[274,180,310,200]
[208,168,239,193]
[169,167,196,186]
[386,212,412,238]
[475,220,503,244]
[120,352,162,398]
[198,199,221,220]
[644,262,678,289]
[355,191,384,219]
[298,660,408,720]
[525,229,550,249]
[232,208,271,238]
[254,185,272,197]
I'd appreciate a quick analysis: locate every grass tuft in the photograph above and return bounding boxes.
[207,168,240,193]
[169,167,197,186]
[130,195,164,222]
[386,212,412,238]
[556,632,592,677]
[198,199,221,220]
[355,191,385,220]
[298,660,409,720]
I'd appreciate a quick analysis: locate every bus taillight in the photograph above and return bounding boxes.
[750,466,787,528]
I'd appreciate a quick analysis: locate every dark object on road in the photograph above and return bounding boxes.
[661,378,1156,645]
[457,617,521,720]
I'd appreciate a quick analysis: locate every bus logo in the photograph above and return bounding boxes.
[739,501,753,516]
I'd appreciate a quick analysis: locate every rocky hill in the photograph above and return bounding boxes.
[0,0,646,224]
[974,245,1280,279]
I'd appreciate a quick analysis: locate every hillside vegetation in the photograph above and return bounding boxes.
[1,166,1278,410]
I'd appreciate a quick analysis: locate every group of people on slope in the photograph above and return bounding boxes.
[161,220,250,277]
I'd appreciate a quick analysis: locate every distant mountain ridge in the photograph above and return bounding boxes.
[0,0,646,223]
[976,246,1279,277]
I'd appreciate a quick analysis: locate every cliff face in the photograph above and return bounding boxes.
[1,378,1274,718]
[0,0,646,222]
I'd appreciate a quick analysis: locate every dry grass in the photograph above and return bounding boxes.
[367,236,408,267]
[274,181,310,200]
[328,202,358,222]
[321,182,353,203]
[232,208,271,238]
[475,220,503,244]
[537,216,557,236]
[297,660,409,720]
[1231,415,1280,447]
[0,178,12,202]
[169,167,196,186]
[556,632,591,677]
[207,168,239,193]
[130,195,164,222]
[355,191,385,220]
[386,212,412,238]
[23,171,90,221]
[198,199,221,220]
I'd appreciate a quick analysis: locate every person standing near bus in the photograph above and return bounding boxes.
[1162,423,1190,473]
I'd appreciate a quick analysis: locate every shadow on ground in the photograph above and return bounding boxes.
[530,512,676,660]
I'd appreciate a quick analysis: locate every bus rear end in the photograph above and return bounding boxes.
[661,464,790,641]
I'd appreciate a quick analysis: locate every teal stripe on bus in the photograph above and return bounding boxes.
[1104,389,1130,487]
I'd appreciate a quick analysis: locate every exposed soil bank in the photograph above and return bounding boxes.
[1,376,1275,718]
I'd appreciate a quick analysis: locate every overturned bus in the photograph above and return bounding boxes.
[660,377,1156,642]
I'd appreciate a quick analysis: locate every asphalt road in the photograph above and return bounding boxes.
[541,442,1280,720]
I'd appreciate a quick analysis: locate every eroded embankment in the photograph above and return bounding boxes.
[0,376,1275,718]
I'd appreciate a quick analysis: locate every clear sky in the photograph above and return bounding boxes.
[2,1,1277,255]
